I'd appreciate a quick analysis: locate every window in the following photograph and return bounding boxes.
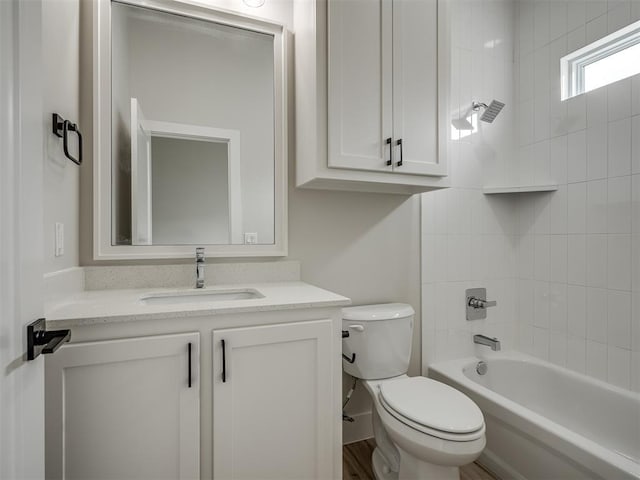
[561,20,640,100]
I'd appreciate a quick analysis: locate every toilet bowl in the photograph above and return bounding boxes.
[342,304,486,480]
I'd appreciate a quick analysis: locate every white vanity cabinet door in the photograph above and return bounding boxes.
[391,0,443,176]
[212,319,334,479]
[327,0,393,172]
[45,333,200,480]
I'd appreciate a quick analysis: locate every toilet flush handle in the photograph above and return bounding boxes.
[348,324,364,332]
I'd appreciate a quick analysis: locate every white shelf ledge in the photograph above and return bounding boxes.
[482,184,558,194]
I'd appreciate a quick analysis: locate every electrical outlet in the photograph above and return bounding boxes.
[55,222,64,257]
[244,232,258,245]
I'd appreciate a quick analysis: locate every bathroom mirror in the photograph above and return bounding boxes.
[93,0,287,259]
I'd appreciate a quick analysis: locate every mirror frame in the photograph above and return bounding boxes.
[93,0,288,260]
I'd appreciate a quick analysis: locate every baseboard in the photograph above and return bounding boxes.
[343,411,373,445]
[478,449,526,480]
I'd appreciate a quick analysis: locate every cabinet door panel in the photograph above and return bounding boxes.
[45,333,199,480]
[328,0,393,171]
[213,319,333,479]
[392,0,445,176]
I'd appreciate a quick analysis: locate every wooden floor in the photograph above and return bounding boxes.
[343,439,498,480]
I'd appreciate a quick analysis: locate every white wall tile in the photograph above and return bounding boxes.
[567,284,587,337]
[631,116,639,175]
[607,234,632,290]
[568,130,587,182]
[585,13,607,44]
[632,292,640,350]
[608,118,632,177]
[607,290,632,349]
[632,76,640,117]
[607,2,632,33]
[567,1,586,32]
[549,332,568,366]
[550,234,568,283]
[549,2,568,40]
[586,87,608,129]
[586,125,608,181]
[566,93,587,133]
[568,234,587,284]
[567,335,586,372]
[607,346,631,389]
[586,287,608,342]
[586,235,608,288]
[533,326,550,359]
[550,136,568,183]
[549,281,568,332]
[633,175,640,235]
[608,79,632,122]
[587,180,608,233]
[534,280,550,328]
[549,186,568,233]
[534,1,550,48]
[568,182,587,233]
[585,0,607,21]
[586,340,608,380]
[607,176,631,233]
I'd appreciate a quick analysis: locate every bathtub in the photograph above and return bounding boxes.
[429,352,640,480]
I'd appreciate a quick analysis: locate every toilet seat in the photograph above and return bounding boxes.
[378,377,485,442]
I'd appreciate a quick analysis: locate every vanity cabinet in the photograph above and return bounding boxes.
[212,319,334,479]
[45,332,200,480]
[295,0,450,194]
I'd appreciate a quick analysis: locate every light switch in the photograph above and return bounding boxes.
[244,232,258,245]
[55,222,64,257]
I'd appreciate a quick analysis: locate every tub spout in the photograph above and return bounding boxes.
[474,334,501,351]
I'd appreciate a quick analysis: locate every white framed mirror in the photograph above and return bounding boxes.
[93,0,287,260]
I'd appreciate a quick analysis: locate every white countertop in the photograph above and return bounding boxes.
[45,282,351,327]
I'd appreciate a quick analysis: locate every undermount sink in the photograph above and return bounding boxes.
[140,289,264,305]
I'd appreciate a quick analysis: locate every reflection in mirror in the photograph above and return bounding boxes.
[111,1,275,246]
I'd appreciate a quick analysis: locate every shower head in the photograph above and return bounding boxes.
[472,100,506,123]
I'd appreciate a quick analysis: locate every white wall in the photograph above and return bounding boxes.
[43,0,80,273]
[513,0,640,391]
[421,0,519,367]
[151,137,230,244]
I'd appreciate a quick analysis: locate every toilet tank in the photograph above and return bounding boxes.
[342,303,415,380]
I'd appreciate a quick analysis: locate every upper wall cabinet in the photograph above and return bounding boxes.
[294,0,450,195]
[92,0,288,260]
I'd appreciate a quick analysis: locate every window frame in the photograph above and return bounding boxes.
[561,19,640,100]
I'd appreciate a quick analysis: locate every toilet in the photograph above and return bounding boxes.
[342,303,486,480]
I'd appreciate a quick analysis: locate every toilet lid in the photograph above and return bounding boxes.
[379,377,484,434]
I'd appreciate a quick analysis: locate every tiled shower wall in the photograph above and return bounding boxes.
[513,0,640,391]
[422,0,640,393]
[421,0,520,366]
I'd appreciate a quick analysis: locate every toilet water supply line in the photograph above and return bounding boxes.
[342,376,357,422]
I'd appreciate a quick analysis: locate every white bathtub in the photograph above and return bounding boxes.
[429,352,640,480]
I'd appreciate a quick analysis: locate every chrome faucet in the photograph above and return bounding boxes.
[195,247,205,289]
[473,334,501,351]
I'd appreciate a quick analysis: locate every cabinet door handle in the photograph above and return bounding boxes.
[396,139,403,167]
[386,137,393,166]
[221,339,226,383]
[188,342,192,388]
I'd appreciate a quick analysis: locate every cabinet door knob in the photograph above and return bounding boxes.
[396,139,403,167]
[386,137,393,166]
